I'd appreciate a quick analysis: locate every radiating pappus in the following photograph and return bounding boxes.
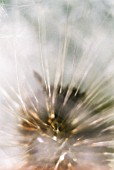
[0,0,114,170]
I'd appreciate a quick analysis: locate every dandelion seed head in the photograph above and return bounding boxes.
[0,0,114,170]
